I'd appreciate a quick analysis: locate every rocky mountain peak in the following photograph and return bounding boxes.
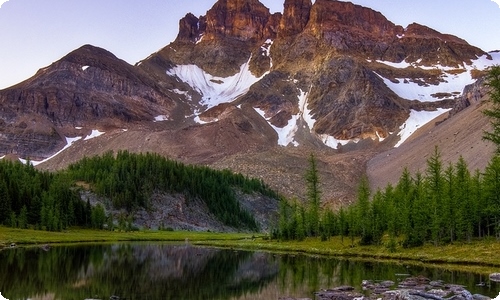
[175,13,206,44]
[203,0,274,42]
[279,0,312,37]
[307,0,402,40]
[404,23,470,45]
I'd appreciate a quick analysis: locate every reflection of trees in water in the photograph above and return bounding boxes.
[0,244,279,300]
[2,246,497,300]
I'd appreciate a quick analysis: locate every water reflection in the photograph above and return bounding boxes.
[0,244,498,300]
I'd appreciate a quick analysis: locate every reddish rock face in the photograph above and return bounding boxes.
[204,0,273,41]
[307,0,402,40]
[279,0,312,37]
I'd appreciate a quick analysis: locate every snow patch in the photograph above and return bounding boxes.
[82,65,89,71]
[254,107,299,147]
[167,56,266,111]
[298,88,315,130]
[194,115,218,125]
[395,108,452,147]
[0,292,8,300]
[319,134,357,150]
[376,52,500,102]
[154,115,168,122]
[196,34,204,44]
[83,130,105,141]
[261,39,273,56]
[376,131,386,142]
[75,127,82,130]
[19,136,82,166]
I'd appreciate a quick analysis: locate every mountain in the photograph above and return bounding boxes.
[1,0,499,207]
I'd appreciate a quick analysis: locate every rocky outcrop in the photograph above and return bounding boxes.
[451,77,488,116]
[204,0,274,42]
[279,0,312,37]
[312,276,487,300]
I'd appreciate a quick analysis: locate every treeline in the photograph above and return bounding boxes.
[0,151,280,231]
[68,151,279,230]
[0,160,91,231]
[274,148,500,248]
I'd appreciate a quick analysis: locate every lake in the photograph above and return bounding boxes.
[0,243,498,300]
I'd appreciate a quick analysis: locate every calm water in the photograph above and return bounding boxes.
[0,243,498,300]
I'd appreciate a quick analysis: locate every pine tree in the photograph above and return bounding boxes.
[0,179,11,224]
[305,153,321,237]
[454,157,474,242]
[483,65,500,153]
[426,146,444,246]
[356,176,372,245]
[482,155,500,238]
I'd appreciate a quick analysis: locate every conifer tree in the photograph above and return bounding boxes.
[483,65,500,153]
[426,146,444,246]
[356,176,371,245]
[0,179,11,224]
[482,155,500,238]
[305,153,321,236]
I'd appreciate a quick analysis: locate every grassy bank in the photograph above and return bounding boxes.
[2,227,500,274]
[0,226,252,246]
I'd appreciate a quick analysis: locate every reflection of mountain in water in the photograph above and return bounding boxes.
[0,244,279,300]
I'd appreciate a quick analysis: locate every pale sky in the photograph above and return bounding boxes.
[0,0,499,89]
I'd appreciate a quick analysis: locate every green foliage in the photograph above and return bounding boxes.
[305,153,321,236]
[91,204,106,229]
[67,151,277,231]
[0,151,278,232]
[483,65,500,153]
[275,146,500,248]
[0,159,88,231]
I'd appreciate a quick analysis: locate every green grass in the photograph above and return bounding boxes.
[2,227,500,275]
[0,226,254,247]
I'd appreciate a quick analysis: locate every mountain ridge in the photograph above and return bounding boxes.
[0,0,498,207]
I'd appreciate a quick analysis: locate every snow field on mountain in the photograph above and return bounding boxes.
[83,129,105,140]
[394,108,452,147]
[254,107,299,147]
[14,129,107,166]
[19,136,82,166]
[166,56,266,111]
[376,51,500,102]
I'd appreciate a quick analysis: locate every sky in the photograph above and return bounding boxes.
[0,0,499,89]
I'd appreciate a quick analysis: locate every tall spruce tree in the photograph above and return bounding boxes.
[426,146,444,246]
[356,176,372,245]
[305,153,321,236]
[483,65,500,153]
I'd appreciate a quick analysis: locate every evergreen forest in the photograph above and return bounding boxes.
[275,149,500,248]
[0,151,279,231]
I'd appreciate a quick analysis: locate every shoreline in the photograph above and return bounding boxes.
[2,227,500,275]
